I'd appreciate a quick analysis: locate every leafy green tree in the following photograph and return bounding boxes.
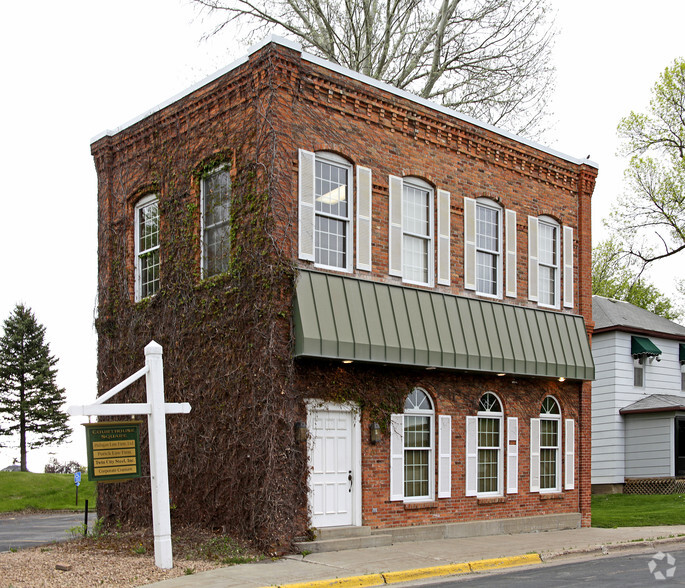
[0,304,71,471]
[592,238,681,321]
[192,0,557,137]
[612,58,685,265]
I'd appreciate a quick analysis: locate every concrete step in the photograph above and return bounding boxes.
[314,525,372,540]
[294,532,392,554]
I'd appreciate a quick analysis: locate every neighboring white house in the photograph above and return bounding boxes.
[592,296,685,493]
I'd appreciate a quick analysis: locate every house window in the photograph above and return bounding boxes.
[403,389,434,500]
[476,201,501,297]
[135,194,160,301]
[681,365,684,392]
[477,392,503,495]
[538,219,559,307]
[539,396,561,492]
[402,179,433,285]
[201,167,231,278]
[315,153,352,270]
[634,357,645,388]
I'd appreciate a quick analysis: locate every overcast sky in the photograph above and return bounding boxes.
[0,0,683,471]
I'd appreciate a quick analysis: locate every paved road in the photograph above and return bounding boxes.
[0,512,92,552]
[416,546,685,587]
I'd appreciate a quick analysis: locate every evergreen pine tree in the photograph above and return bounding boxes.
[0,304,72,471]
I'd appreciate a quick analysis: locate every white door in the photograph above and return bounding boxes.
[308,403,358,527]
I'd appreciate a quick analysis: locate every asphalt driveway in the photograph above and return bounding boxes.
[0,512,91,552]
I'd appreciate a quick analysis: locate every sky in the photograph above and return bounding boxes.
[0,0,683,471]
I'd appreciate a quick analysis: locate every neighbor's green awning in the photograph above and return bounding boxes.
[631,336,662,357]
[294,270,595,380]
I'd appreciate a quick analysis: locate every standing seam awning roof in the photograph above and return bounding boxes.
[294,270,594,380]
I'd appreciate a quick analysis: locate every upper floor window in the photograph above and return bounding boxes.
[538,218,559,308]
[402,179,434,286]
[475,201,502,297]
[634,357,645,387]
[135,194,160,301]
[201,167,231,278]
[314,153,352,270]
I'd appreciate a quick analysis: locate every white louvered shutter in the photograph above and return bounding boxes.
[563,226,574,308]
[507,417,519,494]
[389,175,403,277]
[565,419,575,490]
[530,418,540,492]
[464,198,477,290]
[438,415,452,498]
[390,413,404,501]
[357,166,372,271]
[528,216,539,302]
[437,189,451,286]
[298,149,316,261]
[505,210,517,298]
[465,416,478,496]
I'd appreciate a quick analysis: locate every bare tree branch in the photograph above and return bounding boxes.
[191,0,557,138]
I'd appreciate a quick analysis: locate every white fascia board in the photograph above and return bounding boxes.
[91,35,598,169]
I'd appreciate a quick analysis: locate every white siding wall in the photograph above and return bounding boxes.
[625,414,673,478]
[592,332,685,484]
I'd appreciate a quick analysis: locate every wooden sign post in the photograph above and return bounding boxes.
[68,341,191,569]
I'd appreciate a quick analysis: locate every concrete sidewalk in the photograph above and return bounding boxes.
[149,525,685,587]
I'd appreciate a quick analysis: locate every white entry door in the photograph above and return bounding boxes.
[307,402,360,528]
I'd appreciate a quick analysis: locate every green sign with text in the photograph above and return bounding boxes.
[85,421,142,482]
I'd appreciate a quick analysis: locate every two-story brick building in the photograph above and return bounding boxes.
[91,36,597,548]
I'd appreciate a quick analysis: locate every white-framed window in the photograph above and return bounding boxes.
[634,357,645,388]
[475,200,502,297]
[538,396,561,492]
[402,178,434,286]
[475,392,503,495]
[201,166,231,278]
[135,194,160,301]
[537,218,559,308]
[403,389,434,500]
[314,152,353,270]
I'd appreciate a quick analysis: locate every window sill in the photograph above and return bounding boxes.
[477,496,507,505]
[403,501,437,511]
[539,492,564,501]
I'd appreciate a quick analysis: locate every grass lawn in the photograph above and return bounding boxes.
[0,471,96,512]
[592,493,685,527]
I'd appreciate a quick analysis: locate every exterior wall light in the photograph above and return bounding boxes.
[370,422,381,444]
[295,421,308,443]
[558,377,566,382]
[343,360,353,364]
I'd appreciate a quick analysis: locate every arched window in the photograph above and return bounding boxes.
[475,199,502,297]
[134,193,160,301]
[539,396,561,491]
[537,217,560,308]
[403,389,434,500]
[476,392,503,494]
[201,166,231,278]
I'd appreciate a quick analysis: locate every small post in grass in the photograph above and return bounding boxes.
[74,471,81,506]
[84,499,89,537]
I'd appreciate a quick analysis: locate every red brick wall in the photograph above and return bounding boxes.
[91,40,597,533]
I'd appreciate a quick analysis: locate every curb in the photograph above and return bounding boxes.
[264,553,542,588]
[542,535,685,562]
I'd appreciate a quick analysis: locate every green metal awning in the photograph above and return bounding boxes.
[294,270,595,380]
[631,336,662,357]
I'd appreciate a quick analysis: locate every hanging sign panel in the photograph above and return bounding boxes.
[85,421,143,481]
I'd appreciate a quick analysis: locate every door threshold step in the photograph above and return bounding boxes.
[294,533,392,554]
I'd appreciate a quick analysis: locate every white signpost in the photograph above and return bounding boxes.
[68,340,191,569]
